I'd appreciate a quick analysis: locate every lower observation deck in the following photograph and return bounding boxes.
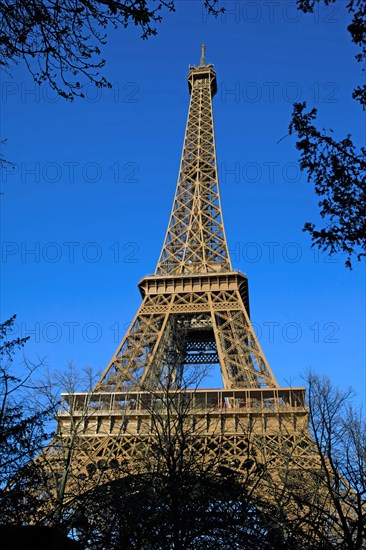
[57,388,308,437]
[54,387,315,479]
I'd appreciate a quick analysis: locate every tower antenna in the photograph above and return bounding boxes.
[200,43,206,66]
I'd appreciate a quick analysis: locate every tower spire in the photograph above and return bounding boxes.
[155,51,229,275]
[200,42,206,66]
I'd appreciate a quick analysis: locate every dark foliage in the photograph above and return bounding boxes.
[305,373,366,550]
[74,473,300,549]
[289,102,366,268]
[0,139,14,174]
[0,315,49,522]
[0,525,81,550]
[0,0,223,100]
[290,1,366,267]
[296,0,366,106]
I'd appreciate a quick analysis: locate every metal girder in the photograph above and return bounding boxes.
[95,279,278,391]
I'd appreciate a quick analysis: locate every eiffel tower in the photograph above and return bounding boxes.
[50,46,323,529]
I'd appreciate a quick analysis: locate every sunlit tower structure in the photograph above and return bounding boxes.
[56,46,314,494]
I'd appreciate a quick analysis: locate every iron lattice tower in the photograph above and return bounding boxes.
[94,47,277,393]
[51,48,324,523]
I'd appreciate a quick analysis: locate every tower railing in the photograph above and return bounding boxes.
[58,387,307,416]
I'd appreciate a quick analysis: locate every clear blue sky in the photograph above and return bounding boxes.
[1,1,365,404]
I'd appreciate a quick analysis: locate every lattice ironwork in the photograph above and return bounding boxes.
[92,51,277,392]
[95,276,278,391]
[38,386,332,531]
[155,57,231,276]
[30,49,342,539]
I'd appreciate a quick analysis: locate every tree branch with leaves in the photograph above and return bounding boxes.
[0,315,50,524]
[289,0,366,268]
[0,0,223,100]
[289,102,366,268]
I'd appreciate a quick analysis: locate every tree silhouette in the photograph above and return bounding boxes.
[290,0,366,267]
[0,0,222,100]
